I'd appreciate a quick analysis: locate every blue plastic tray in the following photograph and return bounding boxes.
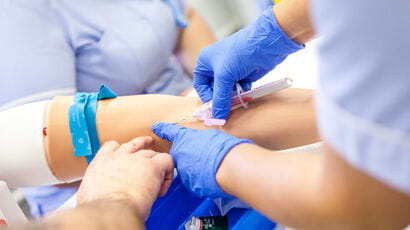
[146,176,275,229]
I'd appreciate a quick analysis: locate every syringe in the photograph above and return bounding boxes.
[174,78,293,126]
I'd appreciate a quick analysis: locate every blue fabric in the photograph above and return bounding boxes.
[312,0,410,194]
[0,0,192,217]
[23,185,79,219]
[193,7,303,119]
[153,123,254,198]
[163,0,188,28]
[68,85,117,163]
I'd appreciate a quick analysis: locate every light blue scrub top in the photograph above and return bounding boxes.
[312,0,410,194]
[0,0,191,111]
[0,0,191,217]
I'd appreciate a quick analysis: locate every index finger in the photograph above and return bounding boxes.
[212,76,235,119]
[152,123,187,142]
[116,136,154,155]
[95,140,120,159]
[193,71,214,103]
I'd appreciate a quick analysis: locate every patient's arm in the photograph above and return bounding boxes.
[45,88,318,182]
[0,88,318,187]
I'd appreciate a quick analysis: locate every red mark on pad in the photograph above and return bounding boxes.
[0,219,7,227]
[43,127,47,136]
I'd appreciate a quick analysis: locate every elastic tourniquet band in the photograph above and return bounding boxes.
[235,83,249,109]
[68,85,117,164]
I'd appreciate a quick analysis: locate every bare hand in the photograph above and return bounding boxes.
[77,136,174,220]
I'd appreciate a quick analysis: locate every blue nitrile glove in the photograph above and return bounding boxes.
[194,7,304,119]
[152,123,254,198]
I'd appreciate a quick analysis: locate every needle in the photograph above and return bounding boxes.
[174,115,194,124]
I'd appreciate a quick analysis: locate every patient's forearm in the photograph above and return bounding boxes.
[45,88,318,182]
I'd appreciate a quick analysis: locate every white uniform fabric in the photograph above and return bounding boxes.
[312,0,410,194]
[0,101,60,188]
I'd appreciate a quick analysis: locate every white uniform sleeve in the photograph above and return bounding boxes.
[311,0,410,194]
[0,101,60,188]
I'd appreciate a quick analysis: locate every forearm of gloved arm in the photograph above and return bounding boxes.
[175,7,216,75]
[273,0,315,44]
[5,88,317,185]
[216,143,410,230]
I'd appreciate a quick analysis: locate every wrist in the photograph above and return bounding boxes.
[272,1,314,44]
[46,199,144,230]
[266,7,305,48]
[78,192,149,220]
[267,7,305,48]
[249,7,304,58]
[81,198,141,217]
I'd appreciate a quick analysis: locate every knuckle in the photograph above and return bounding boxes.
[121,142,134,150]
[159,153,172,160]
[104,140,119,148]
[138,149,155,155]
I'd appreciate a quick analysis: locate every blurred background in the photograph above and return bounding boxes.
[187,0,270,39]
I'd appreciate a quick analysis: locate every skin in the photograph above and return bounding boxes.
[210,1,410,229]
[273,0,314,44]
[11,137,173,230]
[76,137,174,220]
[10,87,317,230]
[52,6,215,188]
[11,1,409,229]
[45,88,318,182]
[1,2,321,230]
[216,143,410,229]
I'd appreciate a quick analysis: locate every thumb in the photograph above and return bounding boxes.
[152,123,187,142]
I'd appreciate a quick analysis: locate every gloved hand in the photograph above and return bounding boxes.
[194,7,304,119]
[152,123,254,198]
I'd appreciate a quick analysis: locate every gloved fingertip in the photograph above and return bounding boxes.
[152,123,169,139]
[213,109,229,120]
[212,97,230,119]
[152,122,186,142]
[199,92,213,103]
[193,85,213,103]
[212,82,235,119]
[152,122,163,132]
